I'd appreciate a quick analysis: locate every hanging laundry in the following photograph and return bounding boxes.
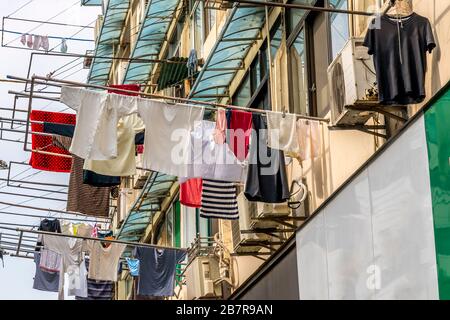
[43,122,75,138]
[136,144,144,154]
[187,49,198,78]
[20,34,27,45]
[32,252,60,292]
[86,241,126,282]
[157,57,189,91]
[296,119,322,162]
[61,222,93,237]
[180,178,202,208]
[39,249,62,273]
[40,35,49,51]
[29,110,76,173]
[67,258,88,298]
[126,258,140,277]
[363,13,436,105]
[134,247,186,297]
[200,179,239,220]
[42,234,85,298]
[75,258,114,300]
[266,111,300,154]
[52,136,111,217]
[83,170,121,187]
[36,218,62,252]
[185,120,247,182]
[213,108,227,145]
[135,131,144,145]
[0,249,3,268]
[137,100,204,177]
[60,86,139,160]
[26,34,33,48]
[61,38,68,53]
[96,230,113,239]
[83,84,144,177]
[244,114,290,203]
[33,35,42,50]
[226,109,253,161]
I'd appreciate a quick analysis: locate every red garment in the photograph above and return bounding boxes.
[29,110,76,172]
[180,178,203,208]
[227,109,253,161]
[136,145,144,154]
[107,84,140,96]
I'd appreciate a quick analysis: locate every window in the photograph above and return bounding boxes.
[287,0,317,37]
[270,18,283,62]
[232,46,270,110]
[329,0,350,59]
[204,7,216,38]
[192,3,204,56]
[289,28,309,115]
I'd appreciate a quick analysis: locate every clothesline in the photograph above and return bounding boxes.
[0,225,188,252]
[0,201,111,223]
[7,75,330,123]
[1,30,94,42]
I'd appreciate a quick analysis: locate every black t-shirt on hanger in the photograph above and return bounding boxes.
[363,13,436,105]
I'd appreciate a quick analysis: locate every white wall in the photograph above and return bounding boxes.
[296,116,439,300]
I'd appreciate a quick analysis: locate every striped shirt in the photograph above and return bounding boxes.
[200,180,239,220]
[75,259,114,300]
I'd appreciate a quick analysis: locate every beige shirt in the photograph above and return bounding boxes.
[87,241,126,282]
[83,114,144,176]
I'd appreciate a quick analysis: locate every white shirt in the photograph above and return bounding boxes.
[84,114,145,176]
[137,100,204,177]
[60,87,138,160]
[296,119,322,161]
[185,120,247,182]
[67,258,88,298]
[266,111,300,153]
[43,235,85,298]
[87,241,126,282]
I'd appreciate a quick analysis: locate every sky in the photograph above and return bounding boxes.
[0,0,101,300]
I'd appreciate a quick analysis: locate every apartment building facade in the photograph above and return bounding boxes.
[82,0,450,300]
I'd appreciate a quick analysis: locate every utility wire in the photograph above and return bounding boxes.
[5,0,35,18]
[5,0,80,46]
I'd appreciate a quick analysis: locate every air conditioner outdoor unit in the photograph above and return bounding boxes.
[185,256,222,300]
[328,37,378,126]
[233,192,271,253]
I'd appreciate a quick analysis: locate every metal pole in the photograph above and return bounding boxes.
[0,190,66,202]
[15,231,23,256]
[0,225,188,252]
[3,16,95,29]
[8,90,60,102]
[7,75,330,123]
[222,0,378,16]
[0,210,104,223]
[0,201,111,222]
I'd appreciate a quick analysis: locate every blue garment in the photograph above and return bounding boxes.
[126,258,140,277]
[83,170,120,187]
[32,253,59,292]
[43,122,75,138]
[134,247,186,297]
[187,49,198,78]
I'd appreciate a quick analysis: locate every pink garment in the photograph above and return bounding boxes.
[213,108,226,145]
[33,35,41,50]
[40,36,49,51]
[26,34,33,48]
[296,119,322,161]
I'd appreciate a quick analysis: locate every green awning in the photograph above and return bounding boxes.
[157,57,189,91]
[87,0,130,85]
[81,0,102,6]
[123,0,181,84]
[116,172,177,244]
[189,5,266,102]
